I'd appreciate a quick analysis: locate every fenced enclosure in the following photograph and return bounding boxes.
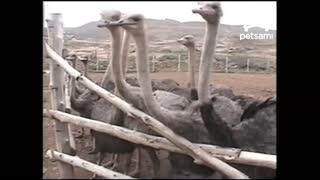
[67,52,276,74]
[43,13,276,179]
[43,37,276,75]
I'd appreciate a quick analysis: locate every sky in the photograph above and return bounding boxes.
[43,1,277,30]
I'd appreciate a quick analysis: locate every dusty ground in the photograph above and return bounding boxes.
[43,72,276,179]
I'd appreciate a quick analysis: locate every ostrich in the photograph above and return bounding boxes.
[192,2,276,178]
[63,53,85,96]
[70,11,139,178]
[63,54,91,138]
[176,35,238,102]
[189,3,266,113]
[69,53,108,138]
[107,12,225,178]
[176,35,198,100]
[72,10,169,178]
[73,55,90,95]
[193,2,223,105]
[99,10,164,178]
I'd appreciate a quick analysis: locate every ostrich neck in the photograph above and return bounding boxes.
[100,39,114,88]
[100,64,112,88]
[109,28,132,97]
[198,22,219,103]
[133,30,187,122]
[187,46,196,89]
[133,32,164,118]
[121,31,130,77]
[100,28,130,89]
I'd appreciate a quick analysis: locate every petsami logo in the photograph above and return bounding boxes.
[240,24,273,40]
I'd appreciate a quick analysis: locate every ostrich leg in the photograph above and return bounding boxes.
[102,154,119,170]
[91,152,106,179]
[146,147,160,178]
[128,148,141,177]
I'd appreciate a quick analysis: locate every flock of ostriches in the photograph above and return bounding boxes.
[68,2,276,179]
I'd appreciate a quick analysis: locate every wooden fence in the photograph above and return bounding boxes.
[92,55,276,74]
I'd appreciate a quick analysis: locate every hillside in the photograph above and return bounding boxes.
[43,18,276,63]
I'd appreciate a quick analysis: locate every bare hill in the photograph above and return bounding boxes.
[43,18,276,59]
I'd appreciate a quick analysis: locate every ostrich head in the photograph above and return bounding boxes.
[98,10,123,28]
[105,13,145,36]
[177,35,195,48]
[192,2,223,24]
[100,10,122,22]
[79,56,88,63]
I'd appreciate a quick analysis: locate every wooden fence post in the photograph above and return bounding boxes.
[80,57,89,77]
[62,50,71,113]
[225,56,228,73]
[152,56,156,72]
[64,56,77,153]
[46,13,74,178]
[96,60,99,71]
[177,54,181,72]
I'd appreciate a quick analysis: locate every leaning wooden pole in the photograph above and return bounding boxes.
[62,49,72,113]
[43,109,276,169]
[64,55,77,151]
[45,43,249,179]
[46,13,74,178]
[46,150,134,179]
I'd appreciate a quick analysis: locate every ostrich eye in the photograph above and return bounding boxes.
[132,17,140,22]
[211,5,218,9]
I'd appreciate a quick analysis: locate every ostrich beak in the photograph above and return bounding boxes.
[192,8,215,15]
[192,9,202,14]
[97,20,136,27]
[97,20,111,28]
[176,39,183,43]
[97,23,108,28]
[106,20,137,27]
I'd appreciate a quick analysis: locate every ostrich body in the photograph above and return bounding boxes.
[201,96,276,178]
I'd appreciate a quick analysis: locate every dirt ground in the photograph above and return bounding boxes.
[43,72,276,179]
